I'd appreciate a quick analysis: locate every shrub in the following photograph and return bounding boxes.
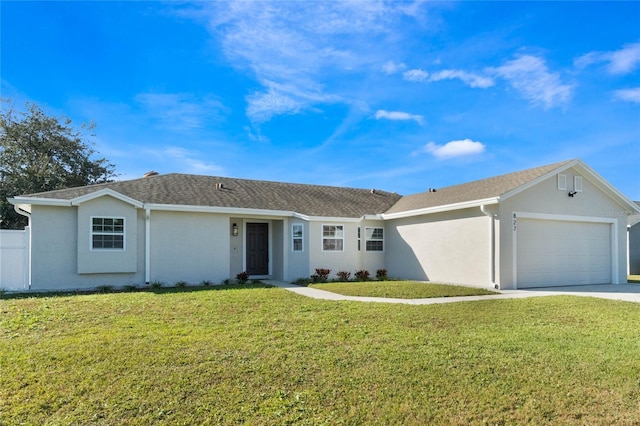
[96,285,113,293]
[292,277,311,286]
[222,279,231,285]
[175,280,188,288]
[311,268,331,283]
[150,281,163,289]
[200,280,212,287]
[123,284,138,292]
[236,271,250,284]
[336,271,351,282]
[354,270,370,281]
[376,268,388,281]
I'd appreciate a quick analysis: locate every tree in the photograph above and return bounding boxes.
[0,99,117,229]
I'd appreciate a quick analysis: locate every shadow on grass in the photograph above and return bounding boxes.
[0,282,274,300]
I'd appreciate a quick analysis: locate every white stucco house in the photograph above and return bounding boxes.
[629,202,640,275]
[7,159,639,292]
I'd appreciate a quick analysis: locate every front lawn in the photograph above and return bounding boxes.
[1,285,638,424]
[309,280,497,298]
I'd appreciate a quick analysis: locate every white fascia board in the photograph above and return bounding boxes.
[71,188,144,208]
[144,203,298,218]
[382,197,499,220]
[499,159,579,201]
[8,196,71,207]
[305,216,363,223]
[362,214,384,221]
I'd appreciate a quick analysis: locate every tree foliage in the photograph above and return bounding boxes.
[1,100,117,229]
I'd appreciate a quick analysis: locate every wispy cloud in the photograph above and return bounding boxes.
[613,87,640,103]
[381,60,406,75]
[403,68,429,82]
[134,93,226,131]
[192,2,432,124]
[374,109,424,124]
[427,70,494,88]
[575,42,640,75]
[153,146,225,175]
[417,139,486,159]
[492,55,573,108]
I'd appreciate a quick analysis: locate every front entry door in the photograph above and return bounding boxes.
[246,223,269,275]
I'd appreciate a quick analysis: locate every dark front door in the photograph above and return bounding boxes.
[246,223,269,275]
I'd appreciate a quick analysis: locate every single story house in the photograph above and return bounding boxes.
[629,202,640,275]
[8,158,640,291]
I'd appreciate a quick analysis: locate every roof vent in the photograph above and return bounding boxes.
[215,182,224,190]
[143,171,159,178]
[370,189,376,194]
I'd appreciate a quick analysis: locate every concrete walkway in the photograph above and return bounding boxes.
[263,280,640,305]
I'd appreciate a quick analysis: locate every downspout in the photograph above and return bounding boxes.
[13,204,32,290]
[145,208,151,284]
[480,205,497,289]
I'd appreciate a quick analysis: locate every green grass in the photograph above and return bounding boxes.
[629,275,640,283]
[309,280,497,298]
[1,285,639,424]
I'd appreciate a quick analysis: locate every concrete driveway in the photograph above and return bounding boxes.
[504,284,640,303]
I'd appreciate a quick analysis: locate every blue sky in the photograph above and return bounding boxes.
[2,1,639,199]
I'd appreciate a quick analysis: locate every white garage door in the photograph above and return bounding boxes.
[516,218,611,288]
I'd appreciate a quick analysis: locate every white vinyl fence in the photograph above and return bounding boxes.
[0,228,30,291]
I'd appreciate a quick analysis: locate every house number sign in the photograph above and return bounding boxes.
[513,213,517,232]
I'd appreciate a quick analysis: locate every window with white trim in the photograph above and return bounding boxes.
[292,223,303,252]
[92,217,124,250]
[557,174,567,190]
[322,225,344,251]
[365,227,384,251]
[574,175,583,192]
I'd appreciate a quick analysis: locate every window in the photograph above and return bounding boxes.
[92,217,124,250]
[557,174,567,190]
[322,225,344,251]
[292,223,303,252]
[365,227,384,251]
[574,175,583,192]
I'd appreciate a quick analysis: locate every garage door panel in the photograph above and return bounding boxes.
[516,218,611,288]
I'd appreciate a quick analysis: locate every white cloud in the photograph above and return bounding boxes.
[382,60,406,75]
[575,42,640,75]
[613,87,640,103]
[135,93,225,131]
[190,2,433,123]
[420,139,486,159]
[374,109,424,124]
[428,69,494,88]
[492,55,573,108]
[403,68,429,82]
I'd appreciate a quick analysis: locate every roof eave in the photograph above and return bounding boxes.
[8,196,72,207]
[382,197,499,220]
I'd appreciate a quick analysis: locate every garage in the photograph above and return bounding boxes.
[516,217,612,288]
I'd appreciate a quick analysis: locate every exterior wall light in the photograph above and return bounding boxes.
[232,223,239,236]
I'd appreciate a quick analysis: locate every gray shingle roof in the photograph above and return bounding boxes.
[20,160,575,217]
[384,160,573,214]
[23,174,402,218]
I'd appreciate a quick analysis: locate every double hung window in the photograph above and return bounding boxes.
[365,227,384,251]
[92,217,124,250]
[322,225,344,251]
[292,224,303,252]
